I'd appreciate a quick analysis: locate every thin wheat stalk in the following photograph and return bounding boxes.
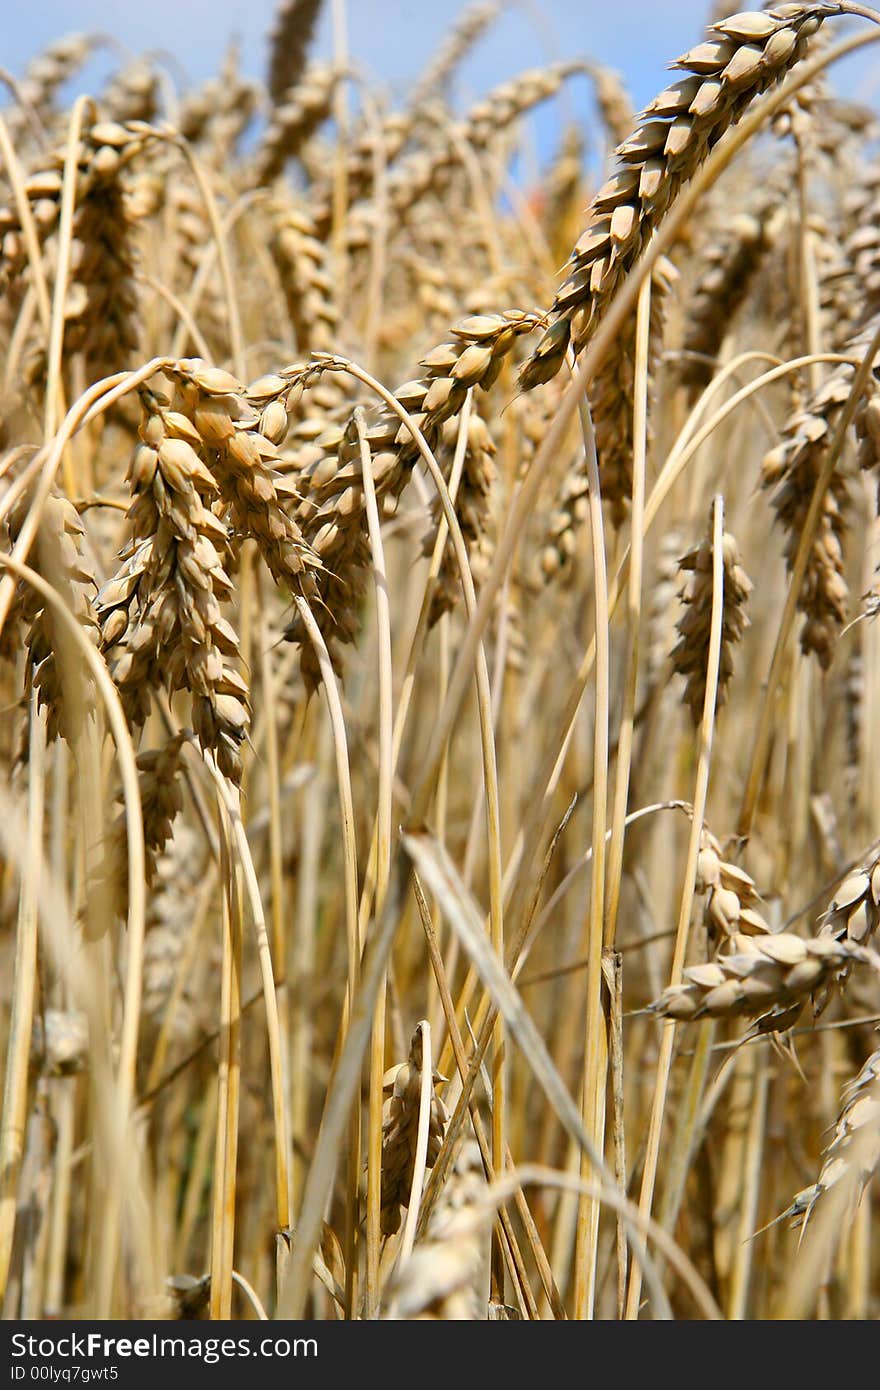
[355,394,476,949]
[401,829,686,1315]
[727,1049,769,1319]
[202,757,292,1283]
[43,97,94,477]
[289,590,361,1313]
[584,272,653,1311]
[625,495,726,1319]
[355,406,395,1318]
[0,694,45,1301]
[412,871,564,1318]
[501,349,858,948]
[279,854,409,1318]
[208,794,242,1320]
[0,552,147,1313]
[573,390,610,1319]
[0,114,53,332]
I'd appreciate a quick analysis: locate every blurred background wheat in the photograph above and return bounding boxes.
[1,0,880,1321]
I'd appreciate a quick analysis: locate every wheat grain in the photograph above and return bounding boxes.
[671,519,752,722]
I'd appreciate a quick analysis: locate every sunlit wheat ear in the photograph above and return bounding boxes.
[758,158,880,663]
[520,5,833,390]
[166,358,320,595]
[645,932,878,1033]
[696,826,772,943]
[96,386,249,781]
[781,1038,880,1231]
[810,850,880,1013]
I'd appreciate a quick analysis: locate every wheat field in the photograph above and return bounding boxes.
[1,0,880,1322]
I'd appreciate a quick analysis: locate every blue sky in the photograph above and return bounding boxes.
[8,3,712,106]
[5,2,878,148]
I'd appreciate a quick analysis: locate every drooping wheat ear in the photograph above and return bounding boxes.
[344,63,586,253]
[646,932,877,1032]
[8,493,99,747]
[785,1039,880,1229]
[382,1137,489,1319]
[284,312,538,685]
[422,408,497,626]
[671,520,752,723]
[591,253,678,528]
[696,826,772,941]
[0,121,147,389]
[165,358,320,599]
[100,731,188,920]
[268,202,338,354]
[820,854,880,947]
[809,850,880,1013]
[253,64,338,185]
[96,387,249,782]
[680,199,781,394]
[760,362,858,669]
[409,2,500,110]
[520,5,833,390]
[380,1027,448,1238]
[266,0,325,106]
[100,62,160,125]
